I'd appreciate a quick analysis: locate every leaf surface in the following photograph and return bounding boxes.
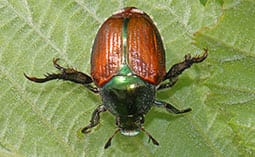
[0,0,254,157]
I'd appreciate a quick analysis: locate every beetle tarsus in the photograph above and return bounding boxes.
[81,105,106,134]
[24,58,98,93]
[154,100,192,114]
[158,48,208,90]
[24,72,60,83]
[165,105,192,114]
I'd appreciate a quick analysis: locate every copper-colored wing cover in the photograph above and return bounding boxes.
[91,7,166,87]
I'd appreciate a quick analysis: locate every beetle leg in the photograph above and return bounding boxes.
[157,77,178,90]
[140,127,159,146]
[81,105,107,134]
[104,129,120,149]
[24,58,99,93]
[158,48,208,90]
[154,100,191,114]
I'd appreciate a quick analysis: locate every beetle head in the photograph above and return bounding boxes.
[104,115,159,149]
[116,115,144,136]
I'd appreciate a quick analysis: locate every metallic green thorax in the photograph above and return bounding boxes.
[101,65,155,116]
[100,65,156,135]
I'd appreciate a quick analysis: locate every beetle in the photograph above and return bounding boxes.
[24,7,208,149]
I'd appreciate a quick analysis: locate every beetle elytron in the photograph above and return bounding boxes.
[25,7,208,149]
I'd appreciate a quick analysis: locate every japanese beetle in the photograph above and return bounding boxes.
[24,7,208,149]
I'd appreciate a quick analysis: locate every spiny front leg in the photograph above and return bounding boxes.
[24,58,98,93]
[158,48,208,90]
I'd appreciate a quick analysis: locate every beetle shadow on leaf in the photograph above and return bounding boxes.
[146,76,195,124]
[110,134,146,153]
[145,108,184,126]
[157,75,194,99]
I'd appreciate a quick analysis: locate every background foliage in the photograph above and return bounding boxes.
[0,0,254,156]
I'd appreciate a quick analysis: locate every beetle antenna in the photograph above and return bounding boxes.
[104,129,120,149]
[141,127,159,146]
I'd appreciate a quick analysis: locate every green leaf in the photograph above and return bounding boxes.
[0,0,254,157]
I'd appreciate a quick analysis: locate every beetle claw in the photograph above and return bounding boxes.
[184,54,192,60]
[53,58,65,71]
